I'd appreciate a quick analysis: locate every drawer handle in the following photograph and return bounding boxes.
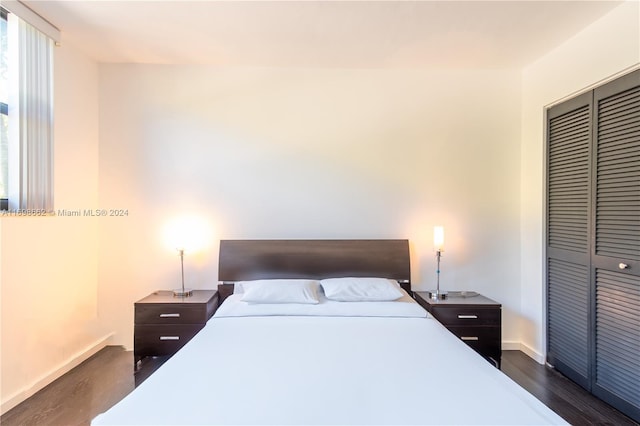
[458,315,478,319]
[461,336,479,341]
[160,336,180,341]
[159,313,180,318]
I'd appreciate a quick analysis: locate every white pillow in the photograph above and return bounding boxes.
[320,277,404,302]
[215,292,428,318]
[239,279,320,304]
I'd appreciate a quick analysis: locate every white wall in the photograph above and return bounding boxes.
[519,0,639,361]
[0,42,108,414]
[97,66,523,349]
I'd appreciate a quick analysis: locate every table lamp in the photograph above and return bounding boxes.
[428,226,448,300]
[164,215,210,298]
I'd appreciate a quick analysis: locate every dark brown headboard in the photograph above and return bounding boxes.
[218,239,411,303]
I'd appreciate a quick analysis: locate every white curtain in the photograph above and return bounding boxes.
[8,14,54,211]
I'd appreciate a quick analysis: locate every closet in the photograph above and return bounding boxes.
[546,69,639,422]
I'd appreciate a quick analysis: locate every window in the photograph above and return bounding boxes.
[1,9,7,210]
[0,6,58,213]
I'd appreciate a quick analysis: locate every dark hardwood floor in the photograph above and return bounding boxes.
[1,348,637,425]
[0,346,135,426]
[500,351,638,426]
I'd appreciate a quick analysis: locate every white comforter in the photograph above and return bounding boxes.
[93,299,567,425]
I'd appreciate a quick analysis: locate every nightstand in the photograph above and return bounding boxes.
[134,290,219,369]
[414,291,502,368]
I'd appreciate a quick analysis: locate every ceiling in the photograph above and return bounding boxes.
[25,0,625,68]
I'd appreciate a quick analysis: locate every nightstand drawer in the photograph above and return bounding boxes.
[135,304,208,325]
[134,324,203,357]
[447,326,501,345]
[431,306,500,326]
[448,326,501,365]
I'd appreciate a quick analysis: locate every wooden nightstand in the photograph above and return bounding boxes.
[414,291,502,368]
[134,290,219,369]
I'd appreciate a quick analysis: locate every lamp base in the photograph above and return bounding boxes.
[428,290,448,300]
[172,288,193,297]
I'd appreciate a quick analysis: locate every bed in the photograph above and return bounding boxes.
[93,239,568,425]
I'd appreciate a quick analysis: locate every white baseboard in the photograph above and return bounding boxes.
[502,340,546,364]
[501,340,521,350]
[1,333,114,415]
[519,342,546,364]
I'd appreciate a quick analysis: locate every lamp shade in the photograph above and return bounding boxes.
[163,215,211,253]
[433,226,444,251]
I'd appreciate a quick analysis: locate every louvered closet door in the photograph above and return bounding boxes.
[591,70,640,420]
[546,91,592,389]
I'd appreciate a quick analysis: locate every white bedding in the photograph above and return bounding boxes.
[217,292,428,318]
[93,298,568,425]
